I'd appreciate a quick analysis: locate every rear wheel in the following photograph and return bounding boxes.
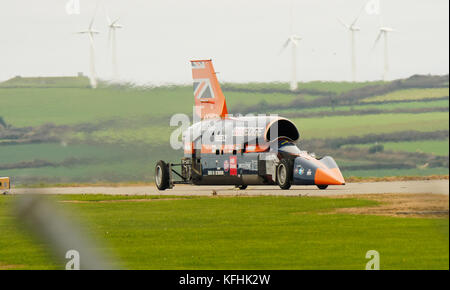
[155,160,170,190]
[235,185,248,190]
[277,160,292,190]
[317,185,328,190]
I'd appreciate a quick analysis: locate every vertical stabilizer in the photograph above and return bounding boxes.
[191,60,228,119]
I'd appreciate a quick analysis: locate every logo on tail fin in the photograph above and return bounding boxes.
[191,60,228,120]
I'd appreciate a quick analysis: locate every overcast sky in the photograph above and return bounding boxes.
[0,0,448,85]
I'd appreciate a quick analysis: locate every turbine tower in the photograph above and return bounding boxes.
[280,35,302,91]
[338,9,363,82]
[106,12,123,80]
[280,0,301,91]
[373,26,395,81]
[77,9,100,88]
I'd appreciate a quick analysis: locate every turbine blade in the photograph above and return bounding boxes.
[89,2,99,30]
[280,39,292,54]
[337,17,350,29]
[279,38,291,54]
[112,18,120,26]
[350,3,365,27]
[104,6,112,26]
[372,31,383,49]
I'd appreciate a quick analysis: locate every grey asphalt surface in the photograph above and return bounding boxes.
[10,179,449,196]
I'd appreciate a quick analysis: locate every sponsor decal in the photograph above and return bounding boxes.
[239,162,252,170]
[233,127,265,137]
[307,169,312,176]
[207,170,224,176]
[230,156,237,176]
[239,161,257,171]
[224,160,229,172]
[298,166,304,175]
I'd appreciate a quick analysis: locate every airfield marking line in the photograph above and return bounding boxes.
[10,180,449,196]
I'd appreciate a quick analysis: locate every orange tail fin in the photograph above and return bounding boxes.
[191,59,228,119]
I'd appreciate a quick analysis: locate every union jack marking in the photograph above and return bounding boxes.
[191,61,206,69]
[193,78,215,100]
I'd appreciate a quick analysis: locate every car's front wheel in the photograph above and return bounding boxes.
[277,160,292,190]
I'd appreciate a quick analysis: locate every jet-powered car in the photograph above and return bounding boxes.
[155,60,345,190]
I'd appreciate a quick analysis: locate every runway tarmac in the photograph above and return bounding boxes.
[11,179,449,196]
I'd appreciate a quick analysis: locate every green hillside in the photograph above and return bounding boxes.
[0,75,91,88]
[0,75,448,185]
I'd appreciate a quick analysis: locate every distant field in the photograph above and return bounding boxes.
[1,85,448,128]
[277,99,449,115]
[70,110,450,145]
[0,87,314,127]
[62,111,449,146]
[0,143,118,164]
[0,87,194,126]
[0,76,91,88]
[1,76,448,184]
[0,143,179,185]
[345,139,449,156]
[293,112,449,140]
[362,88,449,103]
[223,81,383,94]
[0,195,447,269]
[0,160,156,184]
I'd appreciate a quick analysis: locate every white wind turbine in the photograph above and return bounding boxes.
[280,0,302,91]
[77,9,100,88]
[106,11,123,80]
[373,25,395,81]
[338,8,363,82]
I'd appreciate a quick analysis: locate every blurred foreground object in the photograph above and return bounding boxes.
[14,194,116,270]
[0,177,10,195]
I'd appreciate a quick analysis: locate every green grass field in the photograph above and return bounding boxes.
[65,111,449,144]
[293,112,449,140]
[0,195,448,270]
[0,76,91,88]
[223,81,383,94]
[277,99,449,115]
[362,88,449,103]
[345,139,449,156]
[0,87,194,126]
[0,76,448,184]
[0,143,179,184]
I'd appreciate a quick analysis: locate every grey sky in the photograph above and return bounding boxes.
[1,0,448,85]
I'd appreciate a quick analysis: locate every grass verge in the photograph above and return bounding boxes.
[0,194,448,270]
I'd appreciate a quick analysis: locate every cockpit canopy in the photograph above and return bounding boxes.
[277,140,302,155]
[265,119,300,143]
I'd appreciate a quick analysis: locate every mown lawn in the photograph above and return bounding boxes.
[0,195,448,270]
